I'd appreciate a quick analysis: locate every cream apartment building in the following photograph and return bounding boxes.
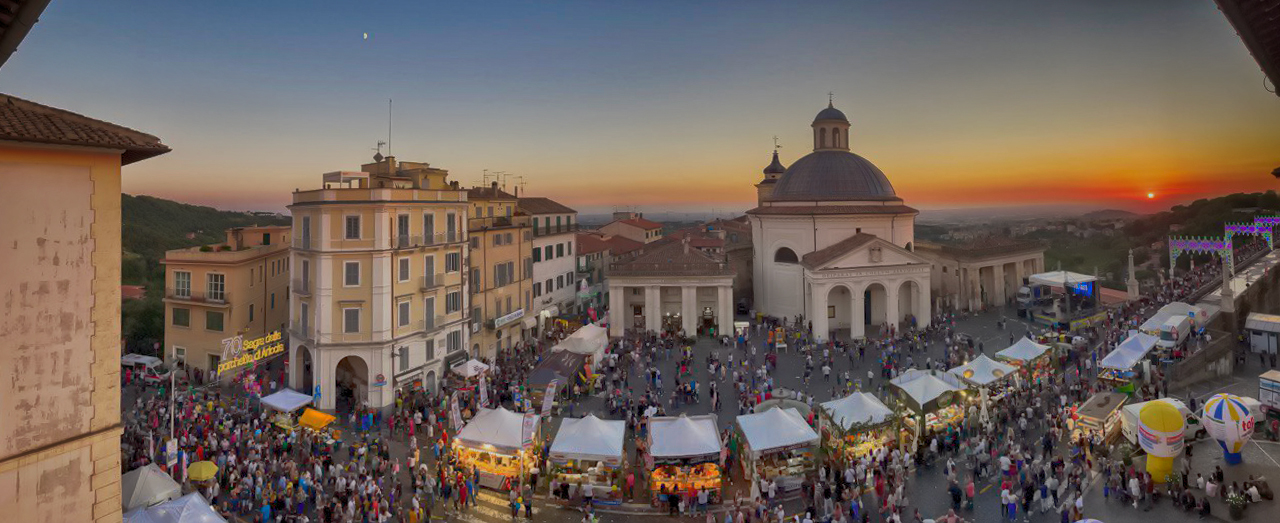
[0,94,168,523]
[468,183,533,359]
[163,225,291,378]
[289,156,470,409]
[519,197,579,334]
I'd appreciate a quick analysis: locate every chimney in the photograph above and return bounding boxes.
[514,185,519,198]
[683,236,690,254]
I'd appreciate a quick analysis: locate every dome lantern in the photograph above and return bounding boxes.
[812,99,850,152]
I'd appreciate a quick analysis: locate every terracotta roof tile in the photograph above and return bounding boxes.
[0,93,170,165]
[575,233,611,254]
[610,238,734,277]
[518,197,577,215]
[603,235,644,255]
[617,217,664,229]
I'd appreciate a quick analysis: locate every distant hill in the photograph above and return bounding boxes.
[1081,209,1140,221]
[122,194,290,282]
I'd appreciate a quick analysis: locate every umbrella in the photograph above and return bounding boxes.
[187,461,218,482]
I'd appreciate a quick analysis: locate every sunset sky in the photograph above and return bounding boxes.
[3,1,1278,215]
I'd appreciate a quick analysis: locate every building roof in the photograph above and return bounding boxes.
[0,93,170,164]
[769,150,897,202]
[121,285,146,300]
[763,150,786,175]
[575,233,611,255]
[518,196,577,215]
[603,235,645,256]
[1215,0,1280,96]
[746,204,918,216]
[466,185,517,200]
[610,238,734,277]
[800,233,879,270]
[0,0,50,69]
[814,103,849,123]
[614,217,664,230]
[916,237,1046,260]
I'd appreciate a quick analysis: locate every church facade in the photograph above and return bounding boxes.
[747,103,932,341]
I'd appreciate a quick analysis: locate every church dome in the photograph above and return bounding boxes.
[762,150,786,175]
[813,104,848,123]
[769,150,897,201]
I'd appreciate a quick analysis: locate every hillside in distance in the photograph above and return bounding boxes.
[122,194,290,282]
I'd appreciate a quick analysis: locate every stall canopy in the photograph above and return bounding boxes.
[124,493,227,523]
[1100,332,1159,370]
[949,354,1017,387]
[552,323,609,365]
[456,407,536,453]
[649,414,721,459]
[736,407,819,455]
[549,414,626,464]
[895,368,964,389]
[820,392,894,431]
[890,371,963,413]
[452,359,491,379]
[260,389,313,413]
[997,337,1051,364]
[528,350,590,395]
[1028,271,1097,287]
[298,408,336,430]
[121,464,181,512]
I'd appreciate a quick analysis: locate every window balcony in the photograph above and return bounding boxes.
[165,288,231,307]
[420,273,445,291]
[292,278,311,296]
[533,223,580,237]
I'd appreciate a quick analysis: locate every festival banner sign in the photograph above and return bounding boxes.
[541,379,559,417]
[521,412,538,449]
[479,375,489,407]
[217,331,285,375]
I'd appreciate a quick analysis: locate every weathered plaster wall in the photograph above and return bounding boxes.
[0,145,125,523]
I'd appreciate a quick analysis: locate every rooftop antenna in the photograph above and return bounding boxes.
[387,98,393,158]
[372,140,386,162]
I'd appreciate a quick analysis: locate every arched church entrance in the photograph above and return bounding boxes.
[827,285,853,339]
[864,283,887,335]
[335,355,368,414]
[898,280,920,328]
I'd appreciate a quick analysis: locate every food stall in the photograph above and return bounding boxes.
[889,370,965,452]
[454,407,540,491]
[948,354,1018,423]
[1071,392,1127,443]
[1098,332,1159,392]
[260,388,315,430]
[552,323,610,372]
[995,337,1054,384]
[548,414,626,505]
[528,350,590,407]
[735,407,819,492]
[819,392,897,462]
[646,414,724,506]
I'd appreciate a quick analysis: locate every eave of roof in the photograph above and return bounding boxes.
[1215,0,1280,96]
[0,93,170,164]
[800,233,878,270]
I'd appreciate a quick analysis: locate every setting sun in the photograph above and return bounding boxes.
[1147,192,1156,199]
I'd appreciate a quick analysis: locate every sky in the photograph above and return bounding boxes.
[3,0,1279,215]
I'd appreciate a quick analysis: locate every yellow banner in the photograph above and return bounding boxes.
[217,330,285,375]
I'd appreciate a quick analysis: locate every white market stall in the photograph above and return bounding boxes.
[123,493,226,523]
[552,323,609,371]
[890,370,965,452]
[548,414,626,504]
[819,392,897,461]
[451,359,491,379]
[949,354,1017,422]
[121,464,182,512]
[454,407,540,490]
[996,337,1054,384]
[646,414,724,505]
[735,407,818,491]
[260,388,314,430]
[1099,332,1160,390]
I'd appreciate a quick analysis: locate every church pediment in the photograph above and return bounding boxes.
[801,233,930,271]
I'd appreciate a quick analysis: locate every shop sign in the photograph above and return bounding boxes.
[936,391,955,408]
[373,373,387,387]
[493,308,525,329]
[217,331,285,375]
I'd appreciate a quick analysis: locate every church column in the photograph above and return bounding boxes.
[993,264,1006,308]
[608,285,625,337]
[718,285,733,338]
[681,286,697,337]
[915,281,931,328]
[886,282,900,333]
[851,284,866,339]
[644,285,660,332]
[811,283,829,342]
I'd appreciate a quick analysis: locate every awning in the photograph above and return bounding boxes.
[736,407,818,456]
[124,492,227,523]
[948,354,1017,387]
[456,407,537,453]
[121,463,181,512]
[539,305,560,318]
[648,414,721,459]
[996,337,1051,364]
[1028,270,1097,287]
[890,370,963,413]
[260,389,313,413]
[522,315,538,329]
[451,359,490,378]
[820,392,894,431]
[549,414,626,465]
[1100,332,1159,371]
[1246,312,1280,333]
[298,408,336,430]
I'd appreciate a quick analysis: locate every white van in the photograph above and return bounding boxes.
[1157,315,1191,350]
[121,354,171,385]
[1120,398,1206,448]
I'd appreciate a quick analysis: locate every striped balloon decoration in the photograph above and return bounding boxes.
[1202,393,1255,465]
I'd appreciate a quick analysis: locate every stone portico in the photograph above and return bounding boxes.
[607,238,735,337]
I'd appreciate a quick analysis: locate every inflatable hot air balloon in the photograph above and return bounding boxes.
[1202,393,1255,465]
[1138,400,1185,483]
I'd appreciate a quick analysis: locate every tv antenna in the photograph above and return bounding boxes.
[373,140,386,162]
[387,98,393,158]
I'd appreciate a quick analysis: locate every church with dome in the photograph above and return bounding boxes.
[747,102,1045,340]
